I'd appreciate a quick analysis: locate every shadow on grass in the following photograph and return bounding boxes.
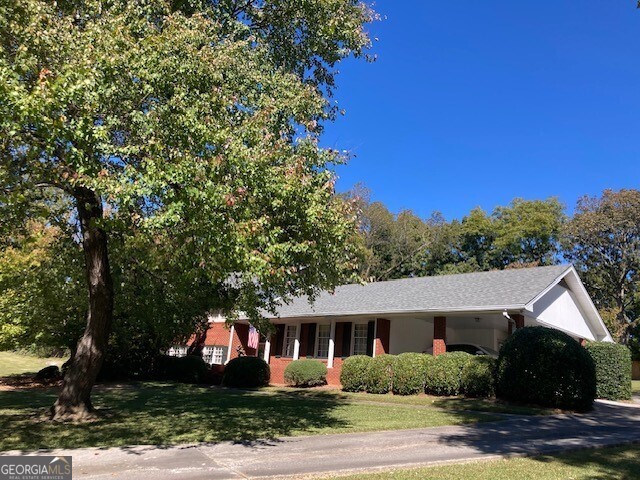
[529,444,640,480]
[430,396,554,416]
[0,382,351,452]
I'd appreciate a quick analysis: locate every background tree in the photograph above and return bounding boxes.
[1,0,375,419]
[563,189,640,343]
[356,195,564,279]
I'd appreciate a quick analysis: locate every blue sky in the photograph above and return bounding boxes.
[323,1,639,220]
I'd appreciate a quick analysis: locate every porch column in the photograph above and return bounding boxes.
[226,324,235,364]
[374,318,391,356]
[263,337,271,363]
[327,320,336,368]
[433,316,446,356]
[293,321,301,360]
[508,313,525,335]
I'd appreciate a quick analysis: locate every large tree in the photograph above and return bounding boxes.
[1,0,374,419]
[563,189,640,342]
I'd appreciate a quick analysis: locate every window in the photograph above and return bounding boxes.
[316,324,331,358]
[203,346,227,365]
[353,323,369,356]
[283,325,297,357]
[168,345,188,357]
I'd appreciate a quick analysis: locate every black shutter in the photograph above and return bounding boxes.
[306,323,317,357]
[342,322,352,357]
[274,324,285,357]
[366,320,375,356]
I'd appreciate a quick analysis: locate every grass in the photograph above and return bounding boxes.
[0,382,503,451]
[325,444,640,479]
[0,351,67,377]
[632,380,640,394]
[334,390,553,415]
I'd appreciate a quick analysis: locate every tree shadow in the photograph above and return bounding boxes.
[0,382,351,452]
[435,401,640,478]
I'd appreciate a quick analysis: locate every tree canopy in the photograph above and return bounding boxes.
[1,0,375,418]
[357,195,565,281]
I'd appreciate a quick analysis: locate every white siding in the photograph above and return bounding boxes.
[531,284,595,340]
[389,318,433,354]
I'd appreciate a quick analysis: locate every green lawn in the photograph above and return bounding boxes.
[325,444,640,480]
[333,390,553,415]
[0,351,67,377]
[0,382,502,451]
[632,380,640,394]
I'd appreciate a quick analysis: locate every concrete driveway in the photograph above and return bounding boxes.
[5,401,640,479]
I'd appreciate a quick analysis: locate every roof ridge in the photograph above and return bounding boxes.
[338,263,572,289]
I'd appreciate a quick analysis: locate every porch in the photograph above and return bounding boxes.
[259,312,527,386]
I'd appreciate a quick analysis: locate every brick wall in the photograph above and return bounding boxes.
[374,318,390,355]
[433,316,447,356]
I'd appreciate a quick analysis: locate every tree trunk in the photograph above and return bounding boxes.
[51,187,113,421]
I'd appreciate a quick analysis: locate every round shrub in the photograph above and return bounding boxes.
[425,351,472,396]
[154,355,210,384]
[495,327,596,411]
[284,359,328,387]
[366,354,396,394]
[393,353,434,395]
[584,342,632,400]
[223,356,270,388]
[461,356,496,398]
[340,355,373,392]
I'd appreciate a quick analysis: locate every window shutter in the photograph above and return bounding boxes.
[274,324,285,356]
[366,320,375,356]
[306,323,317,357]
[341,322,352,357]
[299,324,309,355]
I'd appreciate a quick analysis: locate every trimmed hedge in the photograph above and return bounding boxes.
[223,356,270,388]
[340,355,373,392]
[584,342,632,400]
[155,354,210,384]
[284,359,327,387]
[461,356,496,398]
[392,353,434,395]
[366,354,396,394]
[495,327,596,411]
[425,351,472,396]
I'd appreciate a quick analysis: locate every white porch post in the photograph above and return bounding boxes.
[226,324,235,364]
[372,318,378,358]
[327,320,336,368]
[263,337,271,363]
[293,321,301,360]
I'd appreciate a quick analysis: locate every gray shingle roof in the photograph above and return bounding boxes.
[271,265,571,318]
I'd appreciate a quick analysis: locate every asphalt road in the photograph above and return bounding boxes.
[6,401,640,479]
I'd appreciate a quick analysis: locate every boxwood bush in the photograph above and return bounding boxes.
[366,354,396,394]
[340,355,373,392]
[222,356,270,388]
[461,356,496,398]
[284,359,328,387]
[425,351,472,396]
[392,353,434,395]
[154,354,210,384]
[584,342,632,400]
[495,327,596,411]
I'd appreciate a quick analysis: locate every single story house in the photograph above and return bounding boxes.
[176,264,612,385]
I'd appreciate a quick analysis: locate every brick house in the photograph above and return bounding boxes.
[173,265,612,386]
